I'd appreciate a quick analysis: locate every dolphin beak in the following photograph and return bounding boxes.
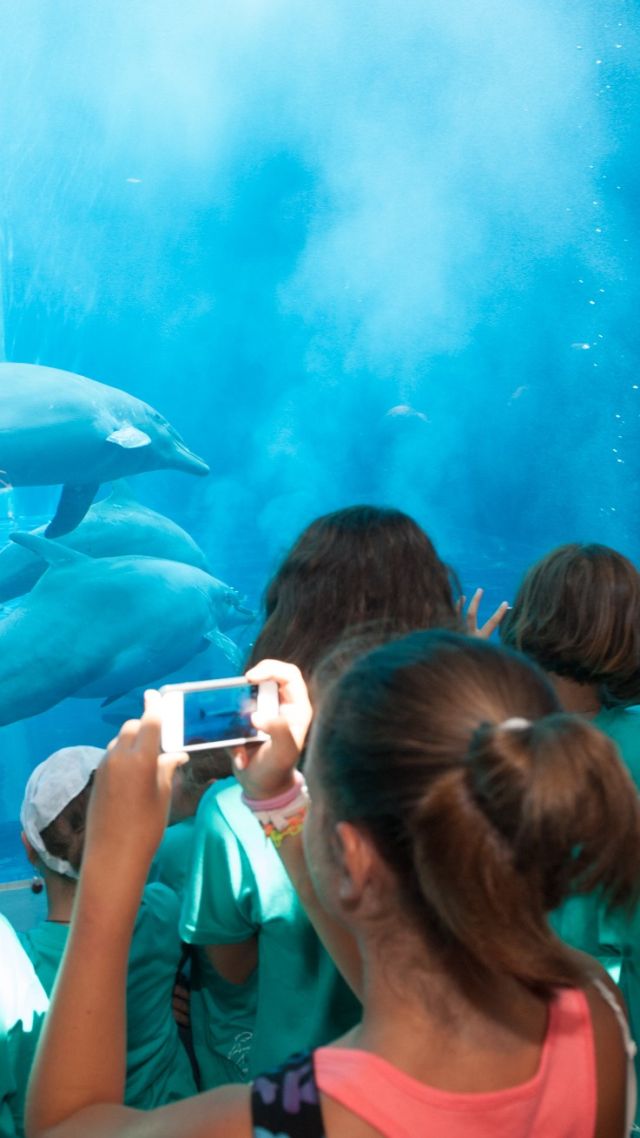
[171,442,210,476]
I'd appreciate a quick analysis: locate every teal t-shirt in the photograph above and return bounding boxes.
[20,884,197,1109]
[550,706,640,1119]
[0,915,47,1138]
[550,705,640,956]
[180,780,360,1084]
[148,815,196,898]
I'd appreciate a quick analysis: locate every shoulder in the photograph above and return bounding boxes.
[566,955,630,1138]
[151,818,196,887]
[160,816,196,851]
[596,706,640,750]
[193,780,267,858]
[198,780,248,829]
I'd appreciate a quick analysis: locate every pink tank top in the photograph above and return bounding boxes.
[315,987,597,1138]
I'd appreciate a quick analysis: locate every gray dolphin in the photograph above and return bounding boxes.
[0,534,242,726]
[0,482,212,602]
[0,362,209,537]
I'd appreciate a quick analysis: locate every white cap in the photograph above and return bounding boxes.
[20,746,104,879]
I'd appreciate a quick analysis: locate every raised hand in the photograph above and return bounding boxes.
[86,690,188,876]
[231,660,312,801]
[458,588,509,639]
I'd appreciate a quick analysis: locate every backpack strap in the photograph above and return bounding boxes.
[251,1051,326,1137]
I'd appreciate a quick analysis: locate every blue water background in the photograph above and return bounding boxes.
[0,0,638,880]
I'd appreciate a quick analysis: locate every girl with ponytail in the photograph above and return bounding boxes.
[28,633,640,1138]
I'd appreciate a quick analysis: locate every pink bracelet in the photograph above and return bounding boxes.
[241,770,306,812]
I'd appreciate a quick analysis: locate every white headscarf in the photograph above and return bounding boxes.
[20,746,104,878]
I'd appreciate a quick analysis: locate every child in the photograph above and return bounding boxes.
[20,745,197,1108]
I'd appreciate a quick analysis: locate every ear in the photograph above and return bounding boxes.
[332,821,376,909]
[21,831,40,867]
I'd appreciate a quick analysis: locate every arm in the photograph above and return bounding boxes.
[25,699,251,1138]
[234,661,363,998]
[204,939,258,986]
[28,1086,251,1138]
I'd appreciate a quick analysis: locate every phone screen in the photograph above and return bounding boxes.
[183,683,260,745]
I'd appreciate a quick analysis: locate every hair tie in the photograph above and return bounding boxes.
[500,717,531,731]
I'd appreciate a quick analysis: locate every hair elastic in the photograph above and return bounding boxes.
[500,717,532,731]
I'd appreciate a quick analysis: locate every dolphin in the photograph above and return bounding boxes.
[0,534,243,726]
[0,482,213,603]
[97,644,240,727]
[0,362,209,538]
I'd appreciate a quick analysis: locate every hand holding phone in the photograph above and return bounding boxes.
[159,677,279,753]
[232,660,312,801]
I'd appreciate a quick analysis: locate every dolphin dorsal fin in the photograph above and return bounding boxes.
[106,425,151,449]
[9,533,89,567]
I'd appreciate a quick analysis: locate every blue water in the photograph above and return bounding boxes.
[0,0,638,881]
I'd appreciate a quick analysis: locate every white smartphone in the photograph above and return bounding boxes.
[159,677,279,753]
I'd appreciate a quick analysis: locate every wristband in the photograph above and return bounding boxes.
[261,807,308,849]
[242,772,309,846]
[241,770,306,813]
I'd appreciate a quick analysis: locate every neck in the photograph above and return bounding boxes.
[548,674,601,716]
[346,926,547,1077]
[45,873,77,923]
[169,786,206,824]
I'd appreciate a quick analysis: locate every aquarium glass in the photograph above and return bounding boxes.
[0,0,638,880]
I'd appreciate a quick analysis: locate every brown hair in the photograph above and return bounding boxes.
[248,505,460,677]
[312,631,640,995]
[181,746,232,789]
[39,774,94,875]
[501,543,640,706]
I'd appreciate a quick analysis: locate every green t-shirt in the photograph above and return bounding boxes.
[180,780,360,1084]
[550,705,640,957]
[148,815,196,898]
[0,915,47,1138]
[20,884,196,1109]
[550,706,640,1119]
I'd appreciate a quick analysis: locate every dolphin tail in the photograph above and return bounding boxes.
[45,482,100,538]
[10,532,89,567]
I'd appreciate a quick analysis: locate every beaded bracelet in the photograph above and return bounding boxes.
[242,771,309,846]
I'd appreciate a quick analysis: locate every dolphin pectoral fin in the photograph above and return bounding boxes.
[205,629,243,669]
[106,425,152,449]
[100,691,132,708]
[45,483,100,538]
[10,532,89,567]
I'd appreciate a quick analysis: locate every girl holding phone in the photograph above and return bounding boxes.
[26,632,639,1137]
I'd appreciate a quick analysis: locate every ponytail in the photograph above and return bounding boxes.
[316,631,640,997]
[466,715,640,911]
[410,713,640,993]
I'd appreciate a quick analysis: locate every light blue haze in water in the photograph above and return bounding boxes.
[0,0,638,879]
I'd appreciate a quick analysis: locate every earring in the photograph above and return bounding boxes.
[30,874,44,895]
